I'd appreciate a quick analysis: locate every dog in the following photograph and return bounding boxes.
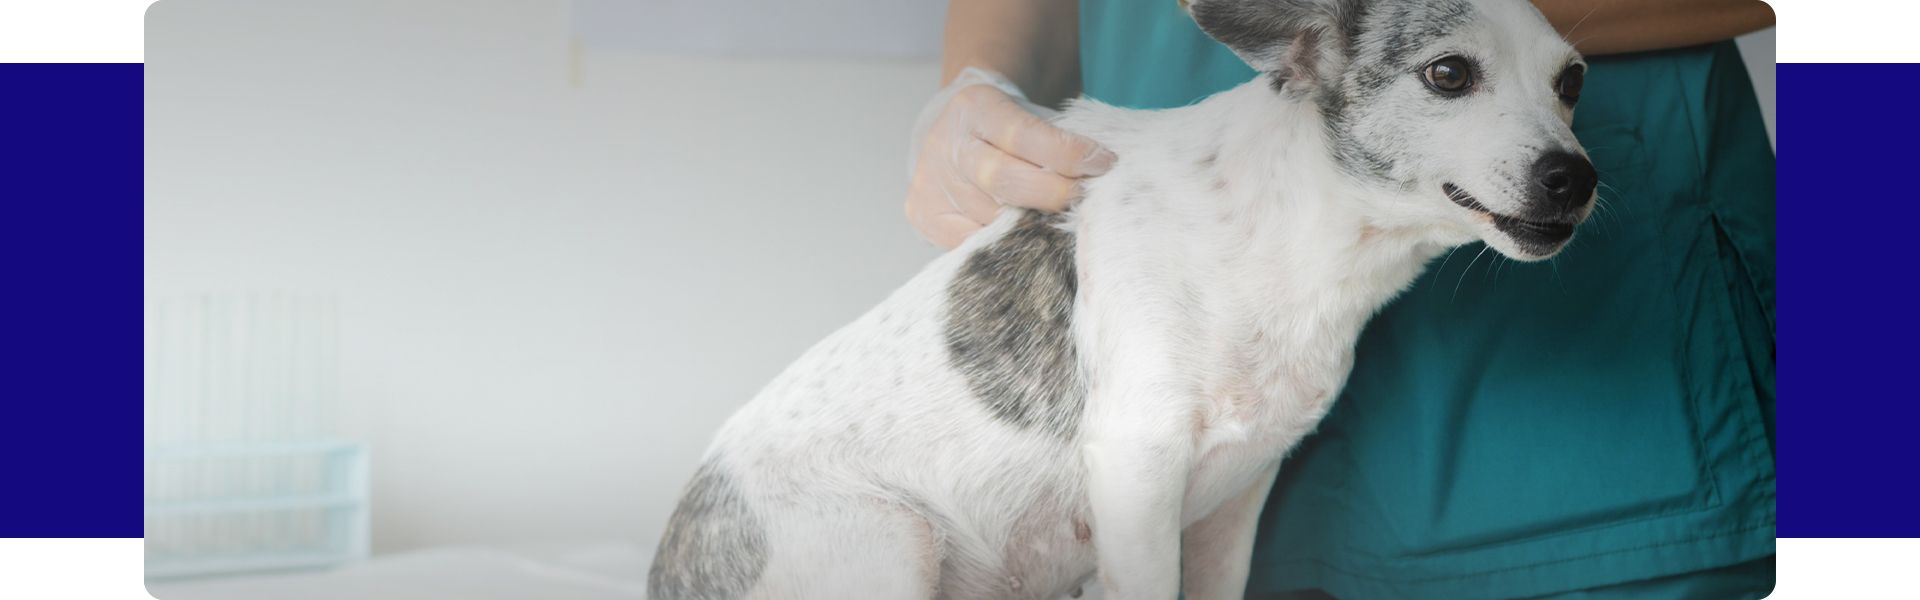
[649,0,1596,598]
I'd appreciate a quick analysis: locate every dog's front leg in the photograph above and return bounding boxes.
[1082,379,1195,600]
[1179,464,1280,600]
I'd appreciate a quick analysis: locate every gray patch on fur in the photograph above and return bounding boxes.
[1191,0,1364,89]
[1197,150,1220,173]
[943,212,1084,437]
[1320,0,1476,182]
[649,458,768,599]
[1191,0,1455,181]
[1375,0,1473,68]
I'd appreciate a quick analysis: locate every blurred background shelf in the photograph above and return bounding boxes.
[144,439,369,580]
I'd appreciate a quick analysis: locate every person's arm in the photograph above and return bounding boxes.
[942,0,1082,105]
[1535,0,1775,56]
[906,0,1111,249]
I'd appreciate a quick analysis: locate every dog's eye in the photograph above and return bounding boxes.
[1423,56,1474,95]
[1556,64,1586,104]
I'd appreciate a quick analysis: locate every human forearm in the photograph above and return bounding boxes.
[1535,0,1775,56]
[941,0,1081,107]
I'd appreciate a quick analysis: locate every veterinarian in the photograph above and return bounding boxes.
[906,0,1776,597]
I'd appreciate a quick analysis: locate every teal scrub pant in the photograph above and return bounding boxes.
[1523,557,1774,600]
[1273,557,1774,600]
[1080,2,1776,598]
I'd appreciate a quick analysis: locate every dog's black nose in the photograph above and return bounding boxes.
[1530,150,1597,208]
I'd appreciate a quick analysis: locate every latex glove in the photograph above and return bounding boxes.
[904,68,1117,249]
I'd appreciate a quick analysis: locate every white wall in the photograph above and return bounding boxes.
[145,0,1776,556]
[146,0,942,553]
[571,0,946,59]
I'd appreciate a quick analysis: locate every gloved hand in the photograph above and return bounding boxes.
[904,68,1117,249]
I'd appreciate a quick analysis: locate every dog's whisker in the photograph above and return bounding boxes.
[1590,195,1619,236]
[1431,245,1467,286]
[1561,5,1603,46]
[1595,191,1628,231]
[1486,253,1507,283]
[1453,245,1492,302]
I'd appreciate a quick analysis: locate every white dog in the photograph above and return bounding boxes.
[649,0,1596,598]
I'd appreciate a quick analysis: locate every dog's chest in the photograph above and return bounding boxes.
[1182,342,1355,516]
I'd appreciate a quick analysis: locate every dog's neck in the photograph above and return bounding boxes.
[1175,81,1451,347]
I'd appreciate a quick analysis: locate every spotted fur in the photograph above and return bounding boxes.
[943,212,1084,437]
[649,458,767,600]
[652,1,1594,598]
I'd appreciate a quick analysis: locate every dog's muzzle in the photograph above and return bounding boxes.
[1528,150,1598,213]
[1445,174,1583,253]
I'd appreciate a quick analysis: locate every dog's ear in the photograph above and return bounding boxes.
[1183,0,1358,91]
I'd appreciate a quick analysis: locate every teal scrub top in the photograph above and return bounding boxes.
[1081,3,1777,598]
